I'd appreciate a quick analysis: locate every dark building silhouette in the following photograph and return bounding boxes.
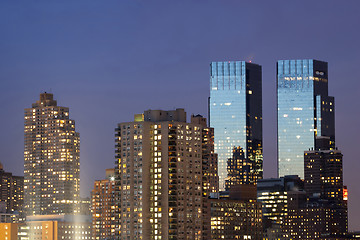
[225,146,258,190]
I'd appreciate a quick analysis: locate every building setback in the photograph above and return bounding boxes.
[24,93,80,216]
[114,109,217,240]
[190,114,219,195]
[209,61,263,190]
[277,59,335,178]
[190,114,219,239]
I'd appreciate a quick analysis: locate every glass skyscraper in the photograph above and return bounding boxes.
[209,61,263,191]
[277,59,335,178]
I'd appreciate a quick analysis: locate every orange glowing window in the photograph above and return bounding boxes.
[343,188,348,201]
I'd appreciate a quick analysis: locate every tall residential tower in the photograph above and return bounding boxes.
[277,59,335,178]
[115,109,217,239]
[92,169,116,239]
[24,93,80,216]
[209,61,263,190]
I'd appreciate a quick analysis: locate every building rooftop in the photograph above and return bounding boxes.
[31,92,57,108]
[26,214,91,223]
[143,108,186,122]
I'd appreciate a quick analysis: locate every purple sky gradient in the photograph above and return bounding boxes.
[0,0,359,230]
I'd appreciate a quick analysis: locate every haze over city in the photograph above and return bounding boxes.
[0,0,359,231]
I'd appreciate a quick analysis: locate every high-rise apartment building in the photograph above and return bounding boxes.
[92,168,116,239]
[24,93,80,216]
[303,139,348,236]
[190,114,218,239]
[115,109,217,240]
[0,162,24,215]
[304,138,344,203]
[277,59,335,178]
[209,61,263,190]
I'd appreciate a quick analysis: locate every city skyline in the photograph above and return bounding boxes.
[0,1,359,230]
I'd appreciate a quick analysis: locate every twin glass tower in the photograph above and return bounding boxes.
[210,59,335,190]
[209,61,263,190]
[277,59,335,178]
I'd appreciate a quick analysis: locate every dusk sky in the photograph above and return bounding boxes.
[0,0,359,230]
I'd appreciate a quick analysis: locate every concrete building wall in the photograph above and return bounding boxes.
[0,223,19,240]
